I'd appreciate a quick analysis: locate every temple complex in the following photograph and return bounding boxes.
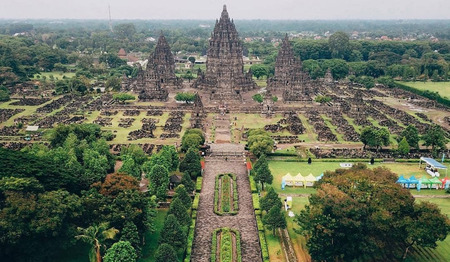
[192,5,257,101]
[267,35,313,102]
[121,33,182,101]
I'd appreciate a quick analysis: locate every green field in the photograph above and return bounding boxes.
[398,81,450,99]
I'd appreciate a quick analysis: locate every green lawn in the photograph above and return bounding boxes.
[398,81,450,99]
[33,71,77,80]
[268,160,447,195]
[139,209,168,262]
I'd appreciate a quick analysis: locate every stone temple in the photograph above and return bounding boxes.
[122,33,182,101]
[267,34,312,101]
[192,5,257,100]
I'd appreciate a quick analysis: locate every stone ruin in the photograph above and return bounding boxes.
[121,33,182,101]
[190,93,206,130]
[267,35,313,102]
[191,5,257,101]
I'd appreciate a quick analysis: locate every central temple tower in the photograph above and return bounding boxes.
[192,5,257,100]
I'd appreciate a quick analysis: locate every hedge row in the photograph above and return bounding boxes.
[184,218,196,262]
[214,174,239,216]
[250,175,258,193]
[192,193,200,210]
[252,193,260,210]
[256,215,264,232]
[259,231,270,262]
[196,177,203,191]
[395,82,450,107]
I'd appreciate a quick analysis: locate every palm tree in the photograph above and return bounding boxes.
[75,222,119,262]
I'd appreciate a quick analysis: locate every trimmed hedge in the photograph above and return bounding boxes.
[211,228,242,262]
[256,215,264,232]
[250,175,258,193]
[252,193,260,210]
[259,231,270,262]
[184,219,196,262]
[196,177,203,191]
[214,173,238,216]
[395,82,450,107]
[192,193,200,210]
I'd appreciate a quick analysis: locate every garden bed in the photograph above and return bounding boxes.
[211,228,242,262]
[214,173,239,215]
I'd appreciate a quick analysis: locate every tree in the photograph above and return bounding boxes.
[147,164,169,202]
[105,76,121,91]
[91,173,139,198]
[103,241,137,262]
[296,165,450,261]
[175,92,196,103]
[121,144,148,166]
[247,131,274,157]
[397,137,410,155]
[250,64,269,79]
[75,222,119,262]
[260,187,282,212]
[113,93,135,103]
[119,155,141,179]
[159,214,186,252]
[252,93,263,103]
[253,154,267,173]
[155,243,178,262]
[120,222,141,257]
[329,32,350,60]
[399,125,419,149]
[179,147,201,179]
[181,173,195,193]
[403,201,450,259]
[360,127,390,150]
[263,206,287,235]
[168,197,191,227]
[0,86,10,101]
[422,125,447,156]
[174,184,192,209]
[254,162,273,191]
[181,133,203,152]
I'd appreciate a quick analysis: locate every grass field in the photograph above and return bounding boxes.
[268,160,447,195]
[398,81,450,99]
[33,71,77,80]
[139,209,168,262]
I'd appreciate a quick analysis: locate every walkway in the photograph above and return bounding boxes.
[191,143,262,262]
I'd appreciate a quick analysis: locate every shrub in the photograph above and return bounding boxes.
[256,215,264,231]
[250,175,257,193]
[192,193,200,210]
[214,174,238,215]
[259,231,270,262]
[184,219,196,262]
[196,176,203,191]
[252,193,260,210]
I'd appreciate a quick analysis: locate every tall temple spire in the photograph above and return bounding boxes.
[191,5,257,100]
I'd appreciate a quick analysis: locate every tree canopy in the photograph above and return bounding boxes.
[296,164,450,261]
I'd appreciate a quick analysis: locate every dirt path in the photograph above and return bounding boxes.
[191,143,262,262]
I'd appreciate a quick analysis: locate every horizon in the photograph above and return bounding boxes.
[1,0,450,20]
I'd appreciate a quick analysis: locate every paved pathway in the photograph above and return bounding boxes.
[191,144,262,262]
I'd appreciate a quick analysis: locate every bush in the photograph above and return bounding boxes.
[184,219,196,262]
[211,228,242,262]
[196,177,203,191]
[314,95,332,103]
[259,231,270,262]
[256,215,264,231]
[250,175,258,193]
[252,193,260,210]
[252,93,263,103]
[192,193,200,210]
[214,174,238,215]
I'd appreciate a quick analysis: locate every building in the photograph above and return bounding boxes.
[121,33,182,101]
[191,5,257,101]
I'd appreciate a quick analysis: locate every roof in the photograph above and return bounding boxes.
[170,175,182,183]
[246,162,252,170]
[200,160,205,170]
[421,157,447,169]
[26,125,39,131]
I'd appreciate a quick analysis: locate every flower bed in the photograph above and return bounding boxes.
[211,228,242,262]
[214,173,238,215]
